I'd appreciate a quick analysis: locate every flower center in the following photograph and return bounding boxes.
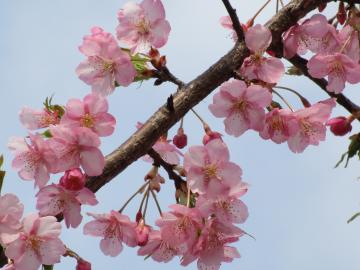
[25,235,43,251]
[233,99,247,112]
[81,113,95,128]
[203,164,218,179]
[330,60,344,76]
[270,116,284,131]
[135,18,150,35]
[300,119,314,135]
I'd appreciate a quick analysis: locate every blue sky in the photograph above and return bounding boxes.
[1,1,360,270]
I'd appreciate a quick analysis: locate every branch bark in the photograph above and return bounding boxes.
[221,0,244,40]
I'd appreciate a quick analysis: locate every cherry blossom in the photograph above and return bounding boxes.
[19,107,59,130]
[116,0,171,53]
[36,183,98,228]
[181,219,243,270]
[240,24,284,83]
[5,213,66,270]
[307,52,360,93]
[137,230,179,262]
[155,204,202,250]
[337,25,360,62]
[61,93,116,137]
[76,27,136,96]
[48,126,105,176]
[209,79,272,137]
[83,211,137,257]
[282,14,338,58]
[135,219,151,246]
[287,98,336,153]
[184,139,243,197]
[0,194,23,245]
[259,108,299,144]
[8,134,55,188]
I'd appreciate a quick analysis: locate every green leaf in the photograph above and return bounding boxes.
[42,129,52,138]
[0,171,4,195]
[42,265,54,270]
[348,212,360,223]
[0,155,3,168]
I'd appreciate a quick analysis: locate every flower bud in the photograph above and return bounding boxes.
[136,211,143,223]
[203,130,223,145]
[59,168,86,191]
[318,3,327,12]
[337,2,347,25]
[76,259,91,270]
[135,219,150,246]
[326,116,353,136]
[173,128,188,149]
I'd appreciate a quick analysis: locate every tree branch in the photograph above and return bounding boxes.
[221,0,244,40]
[86,0,350,193]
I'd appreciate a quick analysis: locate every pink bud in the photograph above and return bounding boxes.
[173,128,188,149]
[203,131,223,145]
[76,259,91,270]
[135,220,150,246]
[59,168,86,191]
[136,211,143,223]
[326,116,353,136]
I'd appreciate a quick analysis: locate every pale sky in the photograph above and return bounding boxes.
[1,1,360,270]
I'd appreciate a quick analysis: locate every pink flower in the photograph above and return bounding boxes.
[137,230,179,262]
[259,108,299,144]
[143,139,183,165]
[61,93,116,137]
[36,183,98,228]
[8,134,55,188]
[220,16,237,41]
[0,194,24,245]
[337,26,360,62]
[76,259,92,270]
[196,195,248,225]
[76,27,136,96]
[287,98,336,153]
[48,126,105,176]
[202,130,223,145]
[156,204,202,250]
[116,0,171,53]
[240,24,284,83]
[19,107,59,130]
[308,52,360,93]
[83,211,137,257]
[59,168,86,191]
[282,14,338,58]
[184,139,243,197]
[326,116,353,136]
[181,219,243,270]
[209,79,272,137]
[135,219,151,246]
[5,213,66,270]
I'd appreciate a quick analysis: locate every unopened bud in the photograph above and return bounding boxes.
[326,116,353,136]
[318,3,327,12]
[59,168,86,191]
[203,130,223,145]
[135,219,150,246]
[76,259,91,270]
[337,2,347,25]
[173,128,188,149]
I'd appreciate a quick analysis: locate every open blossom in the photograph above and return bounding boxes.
[76,27,136,96]
[19,107,59,130]
[61,93,116,137]
[48,126,105,176]
[282,14,338,58]
[116,0,171,53]
[36,183,98,228]
[156,204,202,250]
[307,52,360,93]
[181,219,243,270]
[287,98,336,153]
[184,139,243,197]
[83,211,137,257]
[0,194,24,245]
[209,79,272,137]
[196,195,248,225]
[137,230,179,263]
[240,24,284,83]
[5,213,66,270]
[260,108,299,144]
[8,134,55,188]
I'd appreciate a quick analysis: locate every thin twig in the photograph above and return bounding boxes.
[150,189,163,216]
[221,0,245,40]
[119,181,149,213]
[272,89,294,111]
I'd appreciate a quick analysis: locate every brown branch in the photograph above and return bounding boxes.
[221,0,245,40]
[153,67,185,88]
[85,0,358,194]
[147,148,186,190]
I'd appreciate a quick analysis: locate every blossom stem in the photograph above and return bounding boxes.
[142,186,151,221]
[186,183,191,208]
[150,189,163,216]
[276,0,279,13]
[191,108,208,126]
[64,247,81,260]
[119,181,150,213]
[272,89,294,111]
[279,0,285,8]
[251,0,272,23]
[179,117,184,129]
[339,30,354,53]
[275,86,311,107]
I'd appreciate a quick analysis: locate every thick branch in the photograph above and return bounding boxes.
[85,0,341,193]
[221,0,244,40]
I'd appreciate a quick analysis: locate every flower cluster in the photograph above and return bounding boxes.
[283,13,360,93]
